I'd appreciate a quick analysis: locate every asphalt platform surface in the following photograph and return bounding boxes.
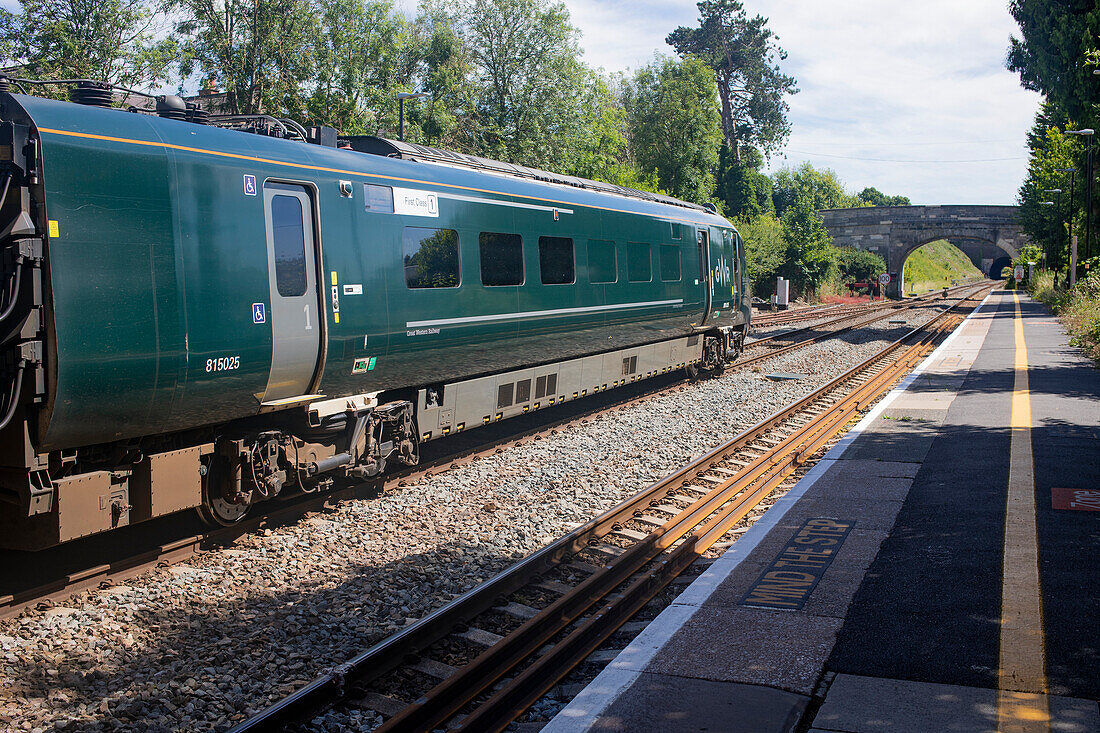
[544,290,1100,733]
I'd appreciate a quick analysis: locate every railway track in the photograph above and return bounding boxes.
[231,285,991,733]
[750,281,981,329]
[0,284,989,622]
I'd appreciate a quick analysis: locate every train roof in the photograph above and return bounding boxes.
[346,136,710,215]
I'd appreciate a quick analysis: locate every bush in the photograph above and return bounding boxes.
[1030,269,1100,361]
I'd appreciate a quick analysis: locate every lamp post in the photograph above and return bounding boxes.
[1056,168,1077,286]
[1065,129,1094,281]
[396,92,431,142]
[1040,200,1056,269]
[1043,188,1062,269]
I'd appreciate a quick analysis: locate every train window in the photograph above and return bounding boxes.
[587,239,616,283]
[479,232,524,286]
[539,236,575,284]
[670,222,682,240]
[404,227,460,289]
[659,245,681,281]
[364,183,394,213]
[627,242,652,282]
[271,194,307,297]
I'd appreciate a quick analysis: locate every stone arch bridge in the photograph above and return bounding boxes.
[819,205,1030,297]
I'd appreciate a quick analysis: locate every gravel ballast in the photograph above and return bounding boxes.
[0,304,955,732]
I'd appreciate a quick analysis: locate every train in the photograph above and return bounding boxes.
[0,83,749,550]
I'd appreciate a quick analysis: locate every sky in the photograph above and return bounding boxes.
[561,0,1043,206]
[7,0,1039,205]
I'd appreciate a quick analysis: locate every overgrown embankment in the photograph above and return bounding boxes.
[903,240,984,294]
[1031,270,1100,363]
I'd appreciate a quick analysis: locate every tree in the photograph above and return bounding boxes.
[736,212,785,294]
[0,0,173,95]
[171,0,319,116]
[448,0,591,171]
[856,187,910,207]
[771,163,856,219]
[624,55,722,203]
[779,193,836,294]
[1007,1,1100,127]
[565,73,661,192]
[305,0,416,134]
[715,142,774,219]
[666,0,797,160]
[1016,105,1082,271]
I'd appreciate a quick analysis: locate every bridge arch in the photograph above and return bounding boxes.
[820,205,1029,297]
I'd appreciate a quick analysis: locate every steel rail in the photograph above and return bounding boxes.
[380,317,955,733]
[454,322,954,732]
[3,285,985,620]
[232,287,988,733]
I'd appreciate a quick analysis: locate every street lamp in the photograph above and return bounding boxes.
[1057,168,1077,285]
[396,92,431,142]
[1065,129,1094,280]
[1043,189,1063,272]
[1040,201,1056,267]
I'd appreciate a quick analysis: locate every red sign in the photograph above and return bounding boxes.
[1052,487,1100,512]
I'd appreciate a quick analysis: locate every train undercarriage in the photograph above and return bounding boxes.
[0,325,741,550]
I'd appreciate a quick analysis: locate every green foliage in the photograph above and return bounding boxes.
[779,194,836,294]
[1031,269,1100,362]
[623,55,722,203]
[715,142,774,219]
[1016,105,1081,271]
[666,0,797,159]
[771,163,857,219]
[856,187,910,207]
[449,0,591,171]
[305,0,417,134]
[735,212,785,295]
[0,0,174,94]
[902,240,983,293]
[835,248,885,282]
[1007,1,1100,127]
[171,0,319,116]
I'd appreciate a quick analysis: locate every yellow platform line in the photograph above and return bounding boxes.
[997,292,1049,732]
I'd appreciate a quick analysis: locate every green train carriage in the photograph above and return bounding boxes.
[0,90,749,550]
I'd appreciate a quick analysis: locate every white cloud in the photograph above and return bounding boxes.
[564,0,1042,205]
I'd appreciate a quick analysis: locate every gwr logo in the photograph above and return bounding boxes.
[714,259,731,286]
[1052,487,1100,512]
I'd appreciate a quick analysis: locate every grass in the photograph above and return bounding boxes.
[903,240,984,294]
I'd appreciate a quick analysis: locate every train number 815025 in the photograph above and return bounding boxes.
[205,356,241,373]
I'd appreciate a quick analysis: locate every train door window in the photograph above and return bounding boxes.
[627,242,652,282]
[659,244,681,282]
[404,227,460,289]
[587,239,617,283]
[271,194,307,297]
[480,232,524,286]
[670,222,682,240]
[364,183,394,213]
[539,236,575,284]
[697,229,708,279]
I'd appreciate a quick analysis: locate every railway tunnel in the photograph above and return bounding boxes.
[819,205,1030,297]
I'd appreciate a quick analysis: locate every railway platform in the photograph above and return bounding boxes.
[544,290,1100,733]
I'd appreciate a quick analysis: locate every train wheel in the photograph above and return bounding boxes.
[197,489,254,526]
[195,457,254,527]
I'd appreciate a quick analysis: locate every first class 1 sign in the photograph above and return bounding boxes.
[740,518,854,610]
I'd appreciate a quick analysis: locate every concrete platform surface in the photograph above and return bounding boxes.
[544,291,1100,733]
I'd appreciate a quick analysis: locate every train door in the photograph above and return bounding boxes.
[697,229,712,325]
[261,182,323,402]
